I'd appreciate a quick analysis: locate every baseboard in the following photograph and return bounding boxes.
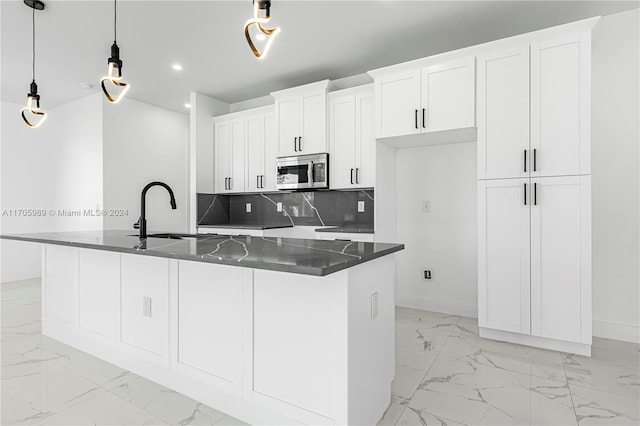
[480,327,591,356]
[593,319,640,344]
[396,294,477,318]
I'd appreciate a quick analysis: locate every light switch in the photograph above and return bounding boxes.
[246,203,252,213]
[358,201,365,213]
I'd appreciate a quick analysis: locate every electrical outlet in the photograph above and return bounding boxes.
[143,297,152,317]
[423,270,432,280]
[371,292,379,320]
[276,202,283,212]
[246,202,252,213]
[422,200,431,213]
[358,201,365,213]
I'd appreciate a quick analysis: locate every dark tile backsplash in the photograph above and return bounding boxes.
[197,190,374,228]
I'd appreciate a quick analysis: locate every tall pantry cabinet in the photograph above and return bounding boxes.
[477,29,593,355]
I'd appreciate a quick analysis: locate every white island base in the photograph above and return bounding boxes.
[41,244,396,425]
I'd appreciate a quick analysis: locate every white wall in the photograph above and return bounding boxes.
[395,141,478,317]
[103,97,189,233]
[591,9,640,342]
[0,94,103,282]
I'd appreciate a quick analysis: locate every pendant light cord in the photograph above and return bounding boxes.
[114,0,117,43]
[32,6,35,82]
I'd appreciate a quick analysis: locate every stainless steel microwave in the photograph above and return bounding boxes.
[276,153,329,190]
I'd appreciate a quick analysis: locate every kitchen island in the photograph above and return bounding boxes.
[1,231,403,425]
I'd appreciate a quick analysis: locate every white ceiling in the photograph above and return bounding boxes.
[1,0,638,114]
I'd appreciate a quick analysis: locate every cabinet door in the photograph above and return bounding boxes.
[355,92,375,188]
[246,114,265,192]
[300,90,327,154]
[478,179,531,335]
[120,254,169,362]
[477,47,530,180]
[329,95,357,189]
[374,69,421,138]
[262,113,277,191]
[230,119,246,193]
[421,58,475,133]
[214,121,232,193]
[531,33,590,177]
[530,176,590,344]
[276,95,300,156]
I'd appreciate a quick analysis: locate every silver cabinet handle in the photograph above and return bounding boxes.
[298,136,302,152]
[524,150,527,173]
[533,149,537,172]
[422,108,426,128]
[355,168,360,184]
[350,168,354,184]
[534,182,538,206]
[524,183,527,206]
[229,177,232,191]
[260,175,264,189]
[294,137,298,152]
[415,109,418,129]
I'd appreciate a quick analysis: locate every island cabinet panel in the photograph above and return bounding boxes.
[77,248,119,341]
[253,270,340,421]
[43,245,77,325]
[120,254,170,364]
[177,260,244,391]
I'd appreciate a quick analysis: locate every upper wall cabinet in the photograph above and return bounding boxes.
[372,58,475,139]
[272,80,329,156]
[329,85,375,189]
[246,109,277,192]
[214,106,275,194]
[477,33,591,180]
[214,117,246,193]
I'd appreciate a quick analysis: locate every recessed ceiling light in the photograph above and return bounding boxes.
[184,103,191,108]
[172,64,183,71]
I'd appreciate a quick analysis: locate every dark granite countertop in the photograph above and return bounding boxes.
[198,224,294,230]
[315,226,375,234]
[1,230,403,276]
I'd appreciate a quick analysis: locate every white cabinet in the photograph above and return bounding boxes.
[530,176,591,344]
[246,108,277,192]
[478,176,591,351]
[43,245,77,325]
[477,34,590,179]
[215,106,276,194]
[531,34,591,177]
[214,118,245,193]
[78,249,119,341]
[372,58,475,139]
[177,260,244,391]
[477,46,530,180]
[329,85,375,189]
[273,80,329,156]
[477,179,531,335]
[120,254,170,363]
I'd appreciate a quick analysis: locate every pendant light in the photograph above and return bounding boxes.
[20,0,47,128]
[244,0,281,59]
[100,0,130,103]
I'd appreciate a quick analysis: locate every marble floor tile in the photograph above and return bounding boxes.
[392,364,428,400]
[396,406,465,426]
[395,322,452,355]
[1,360,105,424]
[213,415,251,425]
[396,347,437,371]
[409,354,576,425]
[570,383,640,425]
[438,330,567,383]
[564,352,639,399]
[377,396,409,426]
[52,348,133,388]
[109,375,227,425]
[33,391,168,426]
[395,307,459,327]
